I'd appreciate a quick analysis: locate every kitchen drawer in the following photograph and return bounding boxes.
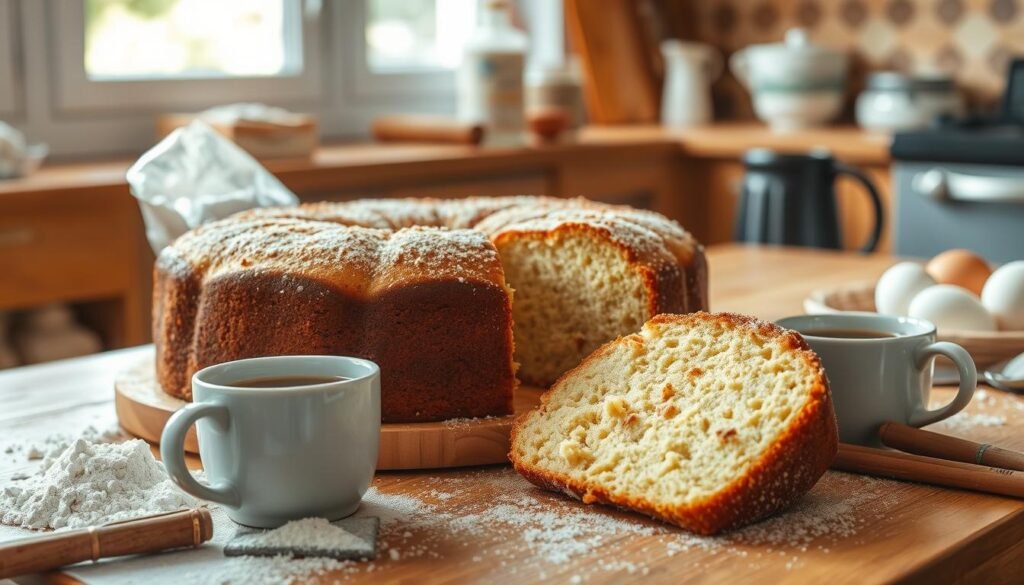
[0,189,141,309]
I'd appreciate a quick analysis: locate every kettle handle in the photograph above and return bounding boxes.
[834,162,885,253]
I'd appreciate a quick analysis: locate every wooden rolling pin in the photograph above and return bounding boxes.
[833,443,1024,499]
[880,422,1024,472]
[0,508,214,579]
[372,115,484,145]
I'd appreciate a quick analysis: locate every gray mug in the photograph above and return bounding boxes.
[777,313,976,446]
[161,355,381,528]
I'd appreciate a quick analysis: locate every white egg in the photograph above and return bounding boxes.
[908,284,996,332]
[874,262,936,316]
[981,261,1024,330]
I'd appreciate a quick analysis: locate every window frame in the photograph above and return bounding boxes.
[0,0,19,116]
[48,0,323,114]
[342,0,457,103]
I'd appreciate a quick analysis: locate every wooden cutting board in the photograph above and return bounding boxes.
[114,351,543,471]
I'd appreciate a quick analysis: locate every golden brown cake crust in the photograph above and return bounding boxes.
[154,197,707,422]
[509,312,838,536]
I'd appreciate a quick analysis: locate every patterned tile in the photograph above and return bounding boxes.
[886,0,917,26]
[990,0,1018,21]
[936,0,965,24]
[683,0,1022,111]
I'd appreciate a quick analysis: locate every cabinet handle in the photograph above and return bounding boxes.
[913,168,1024,203]
[0,227,34,248]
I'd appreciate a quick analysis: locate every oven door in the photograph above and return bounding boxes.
[895,162,1024,263]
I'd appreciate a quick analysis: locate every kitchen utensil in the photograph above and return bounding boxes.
[160,355,381,528]
[879,421,1024,471]
[115,349,545,470]
[736,149,884,253]
[730,28,847,130]
[804,281,1024,369]
[983,352,1024,392]
[0,509,213,580]
[224,516,379,560]
[372,115,484,145]
[856,72,963,132]
[660,39,722,126]
[777,313,976,446]
[833,443,1024,499]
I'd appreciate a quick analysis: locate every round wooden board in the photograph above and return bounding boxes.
[114,353,544,470]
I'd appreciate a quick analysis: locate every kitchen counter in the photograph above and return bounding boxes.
[0,123,890,198]
[1,245,1020,584]
[582,123,892,165]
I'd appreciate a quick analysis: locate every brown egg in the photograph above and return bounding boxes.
[925,249,993,296]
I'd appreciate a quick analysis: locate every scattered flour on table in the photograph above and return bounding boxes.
[936,412,1006,433]
[0,437,198,530]
[187,556,361,585]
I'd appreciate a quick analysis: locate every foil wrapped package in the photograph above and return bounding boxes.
[126,120,298,253]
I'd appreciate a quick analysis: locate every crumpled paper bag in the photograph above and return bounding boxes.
[126,120,298,253]
[0,121,48,179]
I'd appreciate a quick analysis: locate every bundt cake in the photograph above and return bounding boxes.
[153,196,708,423]
[509,312,837,535]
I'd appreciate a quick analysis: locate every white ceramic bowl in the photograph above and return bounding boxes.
[752,90,845,131]
[731,29,848,130]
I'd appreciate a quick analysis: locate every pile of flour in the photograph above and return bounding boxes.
[1,437,198,530]
[242,518,365,550]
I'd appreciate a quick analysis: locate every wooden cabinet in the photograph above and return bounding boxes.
[0,186,149,348]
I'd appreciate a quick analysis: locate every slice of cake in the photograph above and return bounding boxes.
[509,312,837,535]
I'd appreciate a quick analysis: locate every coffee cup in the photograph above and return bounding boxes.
[776,313,976,446]
[160,355,381,528]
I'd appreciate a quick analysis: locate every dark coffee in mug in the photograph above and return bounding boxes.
[232,375,349,388]
[801,328,898,339]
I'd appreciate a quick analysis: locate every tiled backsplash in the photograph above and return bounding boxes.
[685,0,1024,118]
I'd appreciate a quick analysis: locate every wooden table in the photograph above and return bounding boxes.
[2,245,1022,584]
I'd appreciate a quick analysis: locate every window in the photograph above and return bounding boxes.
[365,0,476,73]
[0,0,18,115]
[84,0,301,80]
[51,0,320,113]
[9,0,565,156]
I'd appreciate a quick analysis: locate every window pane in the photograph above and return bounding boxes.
[366,0,476,72]
[84,0,300,80]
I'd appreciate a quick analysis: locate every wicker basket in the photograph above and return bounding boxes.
[804,281,1024,369]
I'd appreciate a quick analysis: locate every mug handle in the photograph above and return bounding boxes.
[834,162,885,254]
[160,402,240,507]
[908,341,977,428]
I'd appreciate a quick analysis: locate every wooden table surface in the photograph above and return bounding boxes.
[2,245,1022,584]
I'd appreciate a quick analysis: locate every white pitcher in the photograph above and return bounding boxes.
[660,40,722,127]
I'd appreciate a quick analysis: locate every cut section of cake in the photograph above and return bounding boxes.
[509,312,837,535]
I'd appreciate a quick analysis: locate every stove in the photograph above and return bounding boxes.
[890,59,1024,264]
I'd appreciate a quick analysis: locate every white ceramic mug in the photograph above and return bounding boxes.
[776,313,976,446]
[161,355,381,528]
